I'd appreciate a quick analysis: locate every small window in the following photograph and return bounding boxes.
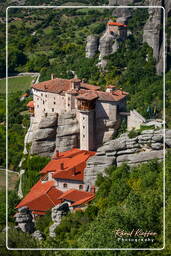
[52,108,54,112]
[43,100,45,104]
[63,183,67,188]
[79,185,83,190]
[68,103,70,106]
[83,134,85,138]
[41,93,43,96]
[37,105,39,108]
[44,108,45,112]
[83,126,85,129]
[54,102,56,105]
[45,94,47,98]
[37,97,39,100]
[83,117,85,120]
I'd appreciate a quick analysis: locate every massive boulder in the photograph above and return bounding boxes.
[30,114,58,157]
[99,30,118,60]
[143,0,162,74]
[15,206,34,233]
[55,111,80,152]
[85,35,99,58]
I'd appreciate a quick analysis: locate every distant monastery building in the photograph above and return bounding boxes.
[28,77,128,151]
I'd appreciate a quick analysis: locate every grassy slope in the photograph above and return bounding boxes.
[0,169,19,191]
[0,75,33,94]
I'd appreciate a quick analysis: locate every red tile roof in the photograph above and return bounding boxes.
[71,194,95,207]
[80,83,100,91]
[32,78,100,94]
[41,148,95,182]
[16,180,63,213]
[16,149,96,215]
[58,189,95,203]
[32,78,71,93]
[108,21,127,27]
[77,89,128,102]
[27,101,34,108]
[76,92,98,101]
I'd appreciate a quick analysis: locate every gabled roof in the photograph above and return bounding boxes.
[77,89,128,102]
[32,78,72,93]
[40,148,95,182]
[58,189,95,203]
[80,83,100,91]
[16,180,63,213]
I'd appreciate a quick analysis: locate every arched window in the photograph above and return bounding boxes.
[79,185,83,190]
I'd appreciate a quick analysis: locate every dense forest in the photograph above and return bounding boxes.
[0,152,171,254]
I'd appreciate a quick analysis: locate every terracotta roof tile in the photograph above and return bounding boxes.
[58,189,94,203]
[80,83,100,91]
[108,21,127,27]
[27,101,34,108]
[16,180,63,212]
[71,194,95,207]
[32,78,72,93]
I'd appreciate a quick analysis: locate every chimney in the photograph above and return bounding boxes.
[56,150,59,158]
[60,163,64,170]
[51,73,54,80]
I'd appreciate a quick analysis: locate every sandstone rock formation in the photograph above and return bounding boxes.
[86,35,99,58]
[56,111,80,152]
[143,0,163,74]
[30,114,58,157]
[15,206,34,233]
[49,202,70,238]
[84,128,169,188]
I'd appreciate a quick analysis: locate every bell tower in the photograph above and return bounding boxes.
[77,95,97,151]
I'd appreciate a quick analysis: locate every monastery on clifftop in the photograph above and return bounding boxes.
[27,76,128,151]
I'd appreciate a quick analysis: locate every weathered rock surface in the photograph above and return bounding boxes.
[49,203,69,237]
[99,31,117,60]
[56,111,80,152]
[143,0,162,70]
[30,114,58,156]
[117,150,163,166]
[84,129,170,189]
[86,35,99,58]
[32,230,44,240]
[15,206,34,233]
[38,114,58,129]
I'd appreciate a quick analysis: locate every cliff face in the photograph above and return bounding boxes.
[143,0,171,74]
[84,129,171,189]
[30,112,80,157]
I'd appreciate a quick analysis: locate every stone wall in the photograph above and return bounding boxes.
[84,129,171,189]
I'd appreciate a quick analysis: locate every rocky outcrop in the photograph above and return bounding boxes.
[143,0,162,74]
[15,206,34,233]
[99,31,118,60]
[84,129,169,188]
[49,202,70,237]
[29,111,80,156]
[30,114,58,157]
[32,230,43,240]
[86,35,99,58]
[56,111,80,152]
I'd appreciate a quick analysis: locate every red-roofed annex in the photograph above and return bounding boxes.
[16,149,96,215]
